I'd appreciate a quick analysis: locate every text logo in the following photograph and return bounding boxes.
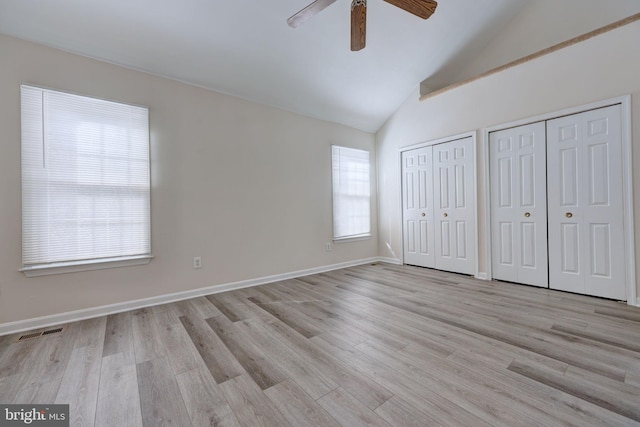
[0,405,69,426]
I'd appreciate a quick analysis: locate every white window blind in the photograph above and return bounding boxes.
[21,85,151,273]
[331,145,371,240]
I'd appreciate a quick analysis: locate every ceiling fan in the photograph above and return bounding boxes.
[287,0,438,51]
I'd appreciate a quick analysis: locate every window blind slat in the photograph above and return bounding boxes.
[21,85,151,267]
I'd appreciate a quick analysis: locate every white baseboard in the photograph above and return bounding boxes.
[376,257,402,265]
[0,257,382,337]
[475,272,489,280]
[635,297,640,307]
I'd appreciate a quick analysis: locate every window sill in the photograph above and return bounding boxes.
[21,255,153,277]
[333,234,371,243]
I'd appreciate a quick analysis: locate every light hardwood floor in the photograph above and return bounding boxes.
[1,263,640,426]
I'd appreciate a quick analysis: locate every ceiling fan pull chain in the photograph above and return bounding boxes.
[351,0,367,11]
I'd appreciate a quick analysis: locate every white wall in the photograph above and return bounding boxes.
[453,0,640,82]
[0,35,377,325]
[377,21,640,298]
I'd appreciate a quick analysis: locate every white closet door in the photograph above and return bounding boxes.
[490,122,548,287]
[402,146,435,268]
[547,104,626,300]
[433,137,476,275]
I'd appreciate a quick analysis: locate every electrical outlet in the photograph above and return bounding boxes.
[193,256,202,269]
[325,243,332,252]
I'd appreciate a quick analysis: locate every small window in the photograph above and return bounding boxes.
[21,85,151,276]
[331,145,371,241]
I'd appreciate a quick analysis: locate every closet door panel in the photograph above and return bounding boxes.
[547,104,625,300]
[433,137,476,275]
[402,147,435,268]
[490,122,547,287]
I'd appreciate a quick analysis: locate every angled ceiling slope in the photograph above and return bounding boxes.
[420,0,640,99]
[0,0,528,132]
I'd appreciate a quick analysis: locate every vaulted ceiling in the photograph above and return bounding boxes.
[0,0,638,132]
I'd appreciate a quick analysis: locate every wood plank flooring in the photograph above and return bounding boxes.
[1,263,640,426]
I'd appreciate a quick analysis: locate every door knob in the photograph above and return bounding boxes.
[443,213,448,218]
[565,212,573,218]
[524,212,531,218]
[421,212,426,217]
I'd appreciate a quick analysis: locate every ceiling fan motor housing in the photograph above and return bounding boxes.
[351,0,367,9]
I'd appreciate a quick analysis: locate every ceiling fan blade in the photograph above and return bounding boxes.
[351,0,367,51]
[383,0,437,19]
[287,0,337,28]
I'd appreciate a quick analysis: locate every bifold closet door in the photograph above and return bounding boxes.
[547,104,626,300]
[490,122,548,287]
[433,137,476,275]
[402,146,435,268]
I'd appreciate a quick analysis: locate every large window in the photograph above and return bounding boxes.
[21,85,151,276]
[331,145,371,240]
